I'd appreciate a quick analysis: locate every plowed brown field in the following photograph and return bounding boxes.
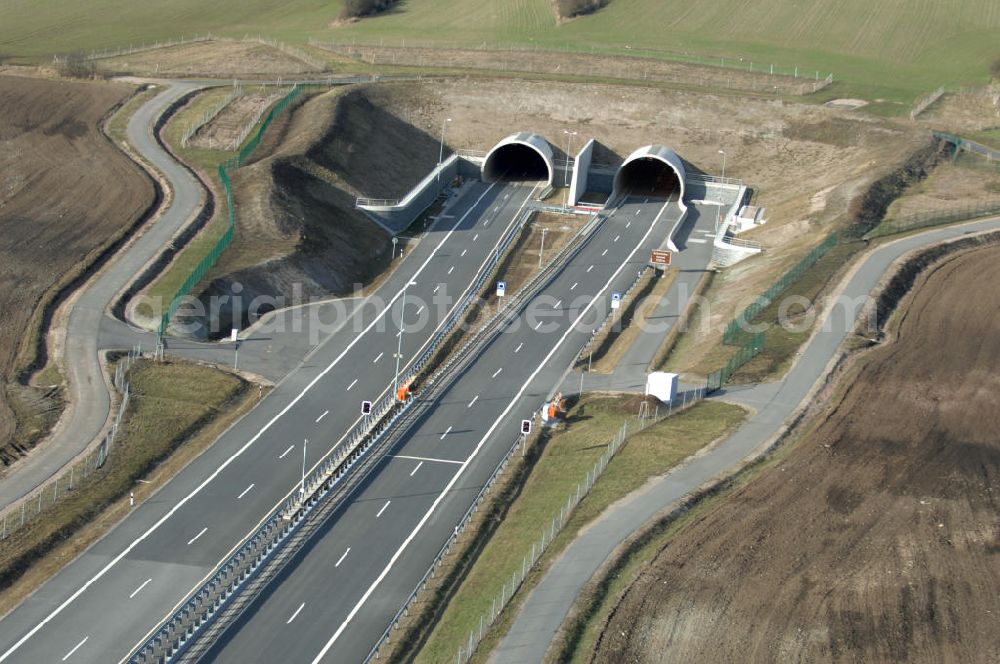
[592,244,1000,663]
[0,75,154,465]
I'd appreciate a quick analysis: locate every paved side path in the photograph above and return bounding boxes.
[0,82,203,509]
[493,216,1000,664]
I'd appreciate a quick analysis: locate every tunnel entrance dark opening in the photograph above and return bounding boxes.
[616,158,680,198]
[483,144,549,182]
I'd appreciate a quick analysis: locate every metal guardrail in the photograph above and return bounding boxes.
[128,188,539,664]
[363,203,615,662]
[720,233,762,250]
[355,197,401,208]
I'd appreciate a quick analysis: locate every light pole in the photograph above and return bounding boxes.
[300,438,308,498]
[437,117,452,181]
[718,149,727,180]
[562,130,578,187]
[392,236,398,261]
[538,227,548,268]
[393,280,417,398]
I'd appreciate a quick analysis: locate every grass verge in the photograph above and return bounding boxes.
[0,358,259,618]
[400,396,746,664]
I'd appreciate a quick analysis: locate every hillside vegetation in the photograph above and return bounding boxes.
[1,0,999,101]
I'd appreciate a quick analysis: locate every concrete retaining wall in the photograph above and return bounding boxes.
[568,138,595,206]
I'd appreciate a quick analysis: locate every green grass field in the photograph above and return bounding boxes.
[2,0,999,104]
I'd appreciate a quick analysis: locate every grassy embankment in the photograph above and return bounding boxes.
[403,396,746,663]
[2,0,998,110]
[0,359,258,617]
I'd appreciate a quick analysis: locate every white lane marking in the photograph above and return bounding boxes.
[237,483,255,500]
[601,248,609,256]
[287,603,305,624]
[534,321,542,330]
[553,300,562,308]
[514,342,523,353]
[493,367,503,377]
[473,233,479,242]
[448,266,455,275]
[433,285,440,294]
[410,462,424,477]
[373,352,384,363]
[570,282,578,290]
[626,221,631,228]
[62,637,88,661]
[587,265,594,273]
[347,379,358,391]
[468,395,479,408]
[0,183,511,664]
[613,235,620,242]
[440,426,453,440]
[279,445,295,459]
[316,410,329,423]
[187,528,207,546]
[393,454,463,465]
[335,548,351,568]
[637,208,643,214]
[417,306,424,315]
[129,579,152,599]
[376,500,391,518]
[461,249,467,257]
[309,199,668,663]
[687,238,708,244]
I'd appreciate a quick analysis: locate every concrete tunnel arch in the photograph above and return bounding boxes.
[613,145,686,201]
[482,132,555,186]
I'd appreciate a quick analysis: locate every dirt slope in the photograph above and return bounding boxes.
[592,244,1000,663]
[196,84,442,333]
[0,75,155,466]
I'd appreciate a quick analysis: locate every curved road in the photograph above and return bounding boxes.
[0,82,205,509]
[493,216,1000,663]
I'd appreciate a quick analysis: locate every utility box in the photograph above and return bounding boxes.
[645,372,678,403]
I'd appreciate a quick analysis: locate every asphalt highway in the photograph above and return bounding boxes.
[201,196,680,663]
[0,177,537,663]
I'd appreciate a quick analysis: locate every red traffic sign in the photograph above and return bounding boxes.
[651,249,672,266]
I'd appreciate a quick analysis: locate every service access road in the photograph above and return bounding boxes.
[202,196,680,663]
[0,176,537,664]
[492,215,1000,664]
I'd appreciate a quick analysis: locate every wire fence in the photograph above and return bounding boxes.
[157,85,302,340]
[707,333,764,392]
[308,37,832,95]
[180,85,242,148]
[722,232,839,345]
[448,387,708,664]
[0,347,141,541]
[865,199,1000,239]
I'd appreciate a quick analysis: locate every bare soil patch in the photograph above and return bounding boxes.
[591,243,1000,663]
[0,75,155,467]
[189,90,285,151]
[887,160,1000,218]
[99,40,324,78]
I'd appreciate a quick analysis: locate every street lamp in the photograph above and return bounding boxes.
[437,117,452,181]
[563,130,578,188]
[718,149,727,180]
[393,280,418,398]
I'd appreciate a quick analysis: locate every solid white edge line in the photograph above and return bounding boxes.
[0,183,534,662]
[392,455,463,466]
[309,199,666,663]
[0,182,514,664]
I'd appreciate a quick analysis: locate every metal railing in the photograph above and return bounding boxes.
[719,233,763,250]
[0,347,141,539]
[129,191,541,663]
[356,197,402,208]
[450,386,709,664]
[687,172,744,187]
